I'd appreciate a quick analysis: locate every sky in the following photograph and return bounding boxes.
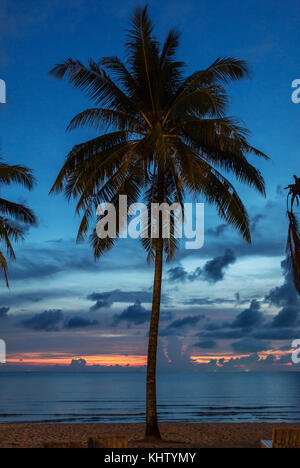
[0,0,299,372]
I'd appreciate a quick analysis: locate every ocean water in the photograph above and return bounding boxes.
[0,371,300,424]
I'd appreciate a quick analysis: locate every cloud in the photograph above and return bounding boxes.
[200,328,246,340]
[7,243,100,281]
[199,262,300,343]
[207,224,228,237]
[0,307,9,318]
[89,300,111,311]
[20,309,64,332]
[272,306,299,328]
[231,300,264,329]
[183,297,235,306]
[193,340,217,349]
[113,301,150,326]
[266,265,299,308]
[0,288,76,308]
[250,214,265,233]
[254,329,297,340]
[87,289,159,308]
[87,292,113,312]
[167,249,236,284]
[167,266,202,282]
[69,358,87,369]
[161,314,205,336]
[157,336,193,371]
[202,249,236,283]
[231,338,270,353]
[65,317,99,329]
[19,310,100,332]
[266,261,300,328]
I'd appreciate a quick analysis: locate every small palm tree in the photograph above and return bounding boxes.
[0,158,36,286]
[50,6,268,440]
[285,176,300,295]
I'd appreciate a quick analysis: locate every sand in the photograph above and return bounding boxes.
[1,422,300,448]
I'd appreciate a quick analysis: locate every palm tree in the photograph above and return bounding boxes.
[285,176,300,296]
[49,6,268,440]
[0,158,36,286]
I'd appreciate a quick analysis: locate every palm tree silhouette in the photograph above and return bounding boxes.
[50,6,268,439]
[0,158,36,286]
[285,175,300,296]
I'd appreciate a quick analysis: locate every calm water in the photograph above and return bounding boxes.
[0,372,300,424]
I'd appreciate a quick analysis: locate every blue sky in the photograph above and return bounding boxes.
[0,0,299,371]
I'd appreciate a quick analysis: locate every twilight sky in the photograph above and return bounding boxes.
[0,0,299,372]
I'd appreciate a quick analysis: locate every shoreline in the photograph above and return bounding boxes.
[1,422,300,448]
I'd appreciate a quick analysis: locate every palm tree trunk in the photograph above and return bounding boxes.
[145,236,163,440]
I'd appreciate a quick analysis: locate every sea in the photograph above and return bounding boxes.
[0,371,299,424]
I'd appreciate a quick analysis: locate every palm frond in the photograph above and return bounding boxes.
[0,160,35,190]
[67,108,142,133]
[286,211,300,296]
[0,250,9,288]
[49,58,138,114]
[50,7,267,264]
[0,198,37,224]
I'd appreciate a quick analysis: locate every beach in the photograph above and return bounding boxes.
[1,422,300,448]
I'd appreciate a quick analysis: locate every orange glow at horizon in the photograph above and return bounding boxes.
[5,348,293,368]
[6,352,147,367]
[190,349,293,365]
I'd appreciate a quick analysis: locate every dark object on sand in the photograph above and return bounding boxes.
[261,427,300,448]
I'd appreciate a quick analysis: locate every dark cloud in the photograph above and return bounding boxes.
[193,340,217,349]
[231,338,270,353]
[89,295,113,312]
[20,310,64,332]
[266,261,300,328]
[202,249,236,283]
[0,288,76,307]
[167,266,201,282]
[253,328,297,341]
[207,224,228,237]
[19,310,101,332]
[168,315,205,329]
[89,300,111,311]
[266,267,298,308]
[183,297,235,306]
[231,300,264,329]
[161,314,205,336]
[272,306,299,328]
[65,317,99,329]
[250,214,265,233]
[167,249,236,285]
[198,262,300,344]
[168,266,189,282]
[157,336,193,371]
[0,307,9,318]
[113,301,150,326]
[69,358,87,369]
[87,289,160,307]
[201,329,247,340]
[8,245,99,281]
